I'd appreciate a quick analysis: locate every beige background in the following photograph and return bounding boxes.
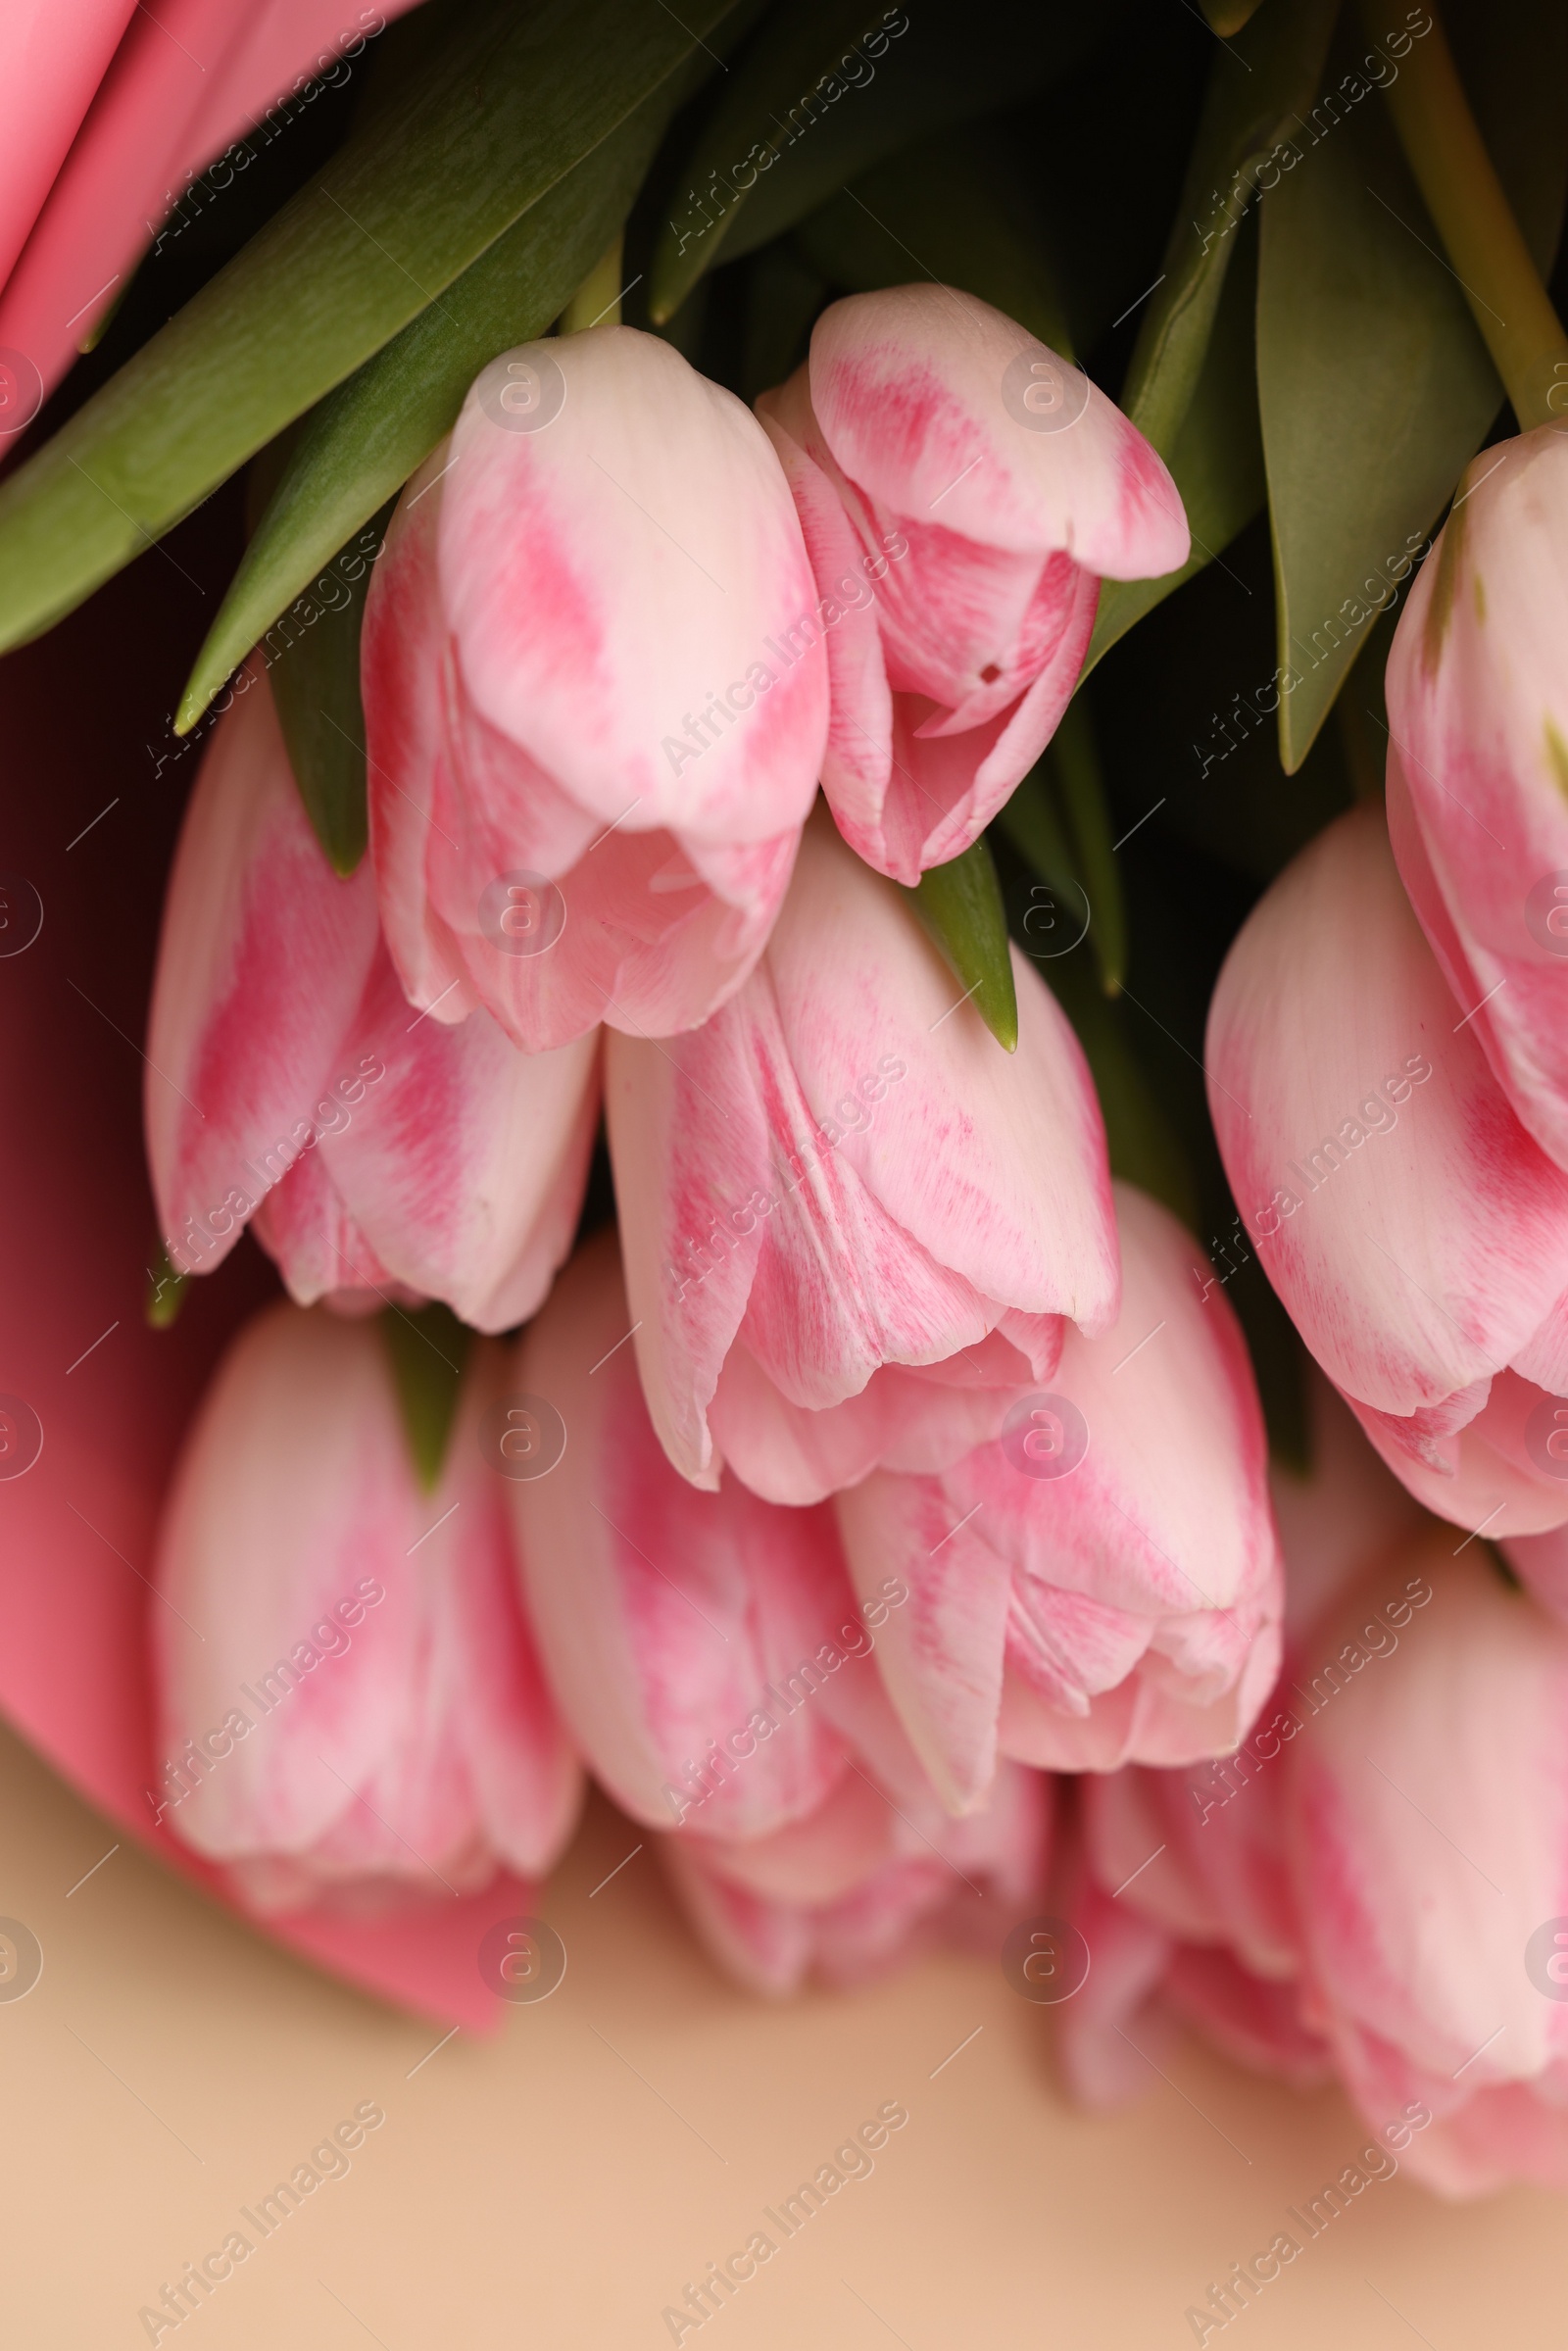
[1,1717,1559,2349]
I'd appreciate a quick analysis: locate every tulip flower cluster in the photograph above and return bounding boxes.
[144,289,1292,1977]
[131,246,1568,2205]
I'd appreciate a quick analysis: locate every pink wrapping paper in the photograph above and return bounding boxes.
[0,490,519,2030]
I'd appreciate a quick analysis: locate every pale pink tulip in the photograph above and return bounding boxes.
[1062,1382,1427,2111]
[152,1301,582,1913]
[756,284,1188,882]
[1207,804,1568,1526]
[0,2,416,409]
[1277,1537,1568,2195]
[362,323,829,1053]
[606,808,1118,1504]
[1082,1445,1568,2194]
[660,1758,1049,1996]
[507,1232,922,1845]
[145,676,600,1330]
[834,1183,1283,1807]
[1386,426,1568,1174]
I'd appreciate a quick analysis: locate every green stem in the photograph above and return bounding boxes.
[1360,0,1568,430]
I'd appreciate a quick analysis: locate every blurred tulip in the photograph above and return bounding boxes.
[1207,804,1568,1527]
[145,676,600,1330]
[1080,1383,1568,2196]
[660,1758,1050,1996]
[152,1302,582,1913]
[1276,1536,1568,2194]
[606,808,1117,1503]
[756,284,1188,883]
[507,1232,923,1845]
[0,2,417,410]
[832,1183,1282,1807]
[362,323,828,1053]
[1386,426,1568,1174]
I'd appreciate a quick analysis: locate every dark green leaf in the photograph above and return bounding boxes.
[0,0,735,657]
[651,3,917,321]
[382,1304,474,1493]
[999,701,1126,997]
[906,837,1017,1052]
[1258,0,1568,769]
[1086,207,1263,671]
[180,98,668,730]
[1120,0,1338,456]
[652,0,1115,316]
[792,122,1075,358]
[266,502,393,874]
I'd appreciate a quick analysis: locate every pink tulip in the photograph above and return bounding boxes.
[1206,804,1568,1528]
[606,807,1118,1504]
[660,1758,1050,1996]
[1079,1378,1568,2195]
[1035,1383,1417,2109]
[506,1232,924,1846]
[834,1183,1284,1807]
[756,284,1189,883]
[145,675,600,1330]
[152,1301,582,1913]
[1277,1537,1568,2195]
[0,2,417,411]
[1386,426,1568,1174]
[362,323,829,1053]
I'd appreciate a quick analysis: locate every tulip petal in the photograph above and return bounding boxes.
[510,1236,882,1839]
[1207,805,1568,1420]
[807,286,1189,580]
[145,675,381,1278]
[319,949,600,1333]
[1387,427,1568,1176]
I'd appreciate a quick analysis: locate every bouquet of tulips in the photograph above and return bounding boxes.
[4,0,1568,2207]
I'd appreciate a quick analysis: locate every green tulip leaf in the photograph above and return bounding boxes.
[1086,210,1263,673]
[0,0,736,659]
[651,0,1114,319]
[1120,0,1339,458]
[382,1303,474,1494]
[265,501,394,874]
[650,1,918,322]
[792,122,1075,359]
[999,700,1127,997]
[906,837,1018,1052]
[1258,0,1568,770]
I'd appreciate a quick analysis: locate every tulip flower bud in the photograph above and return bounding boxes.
[658,1758,1049,1997]
[1286,1536,1568,2195]
[362,323,829,1053]
[152,1302,581,1912]
[145,677,600,1331]
[1387,426,1568,1174]
[606,807,1118,1503]
[507,1232,924,1844]
[834,1184,1284,1808]
[1207,804,1568,1523]
[757,283,1188,882]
